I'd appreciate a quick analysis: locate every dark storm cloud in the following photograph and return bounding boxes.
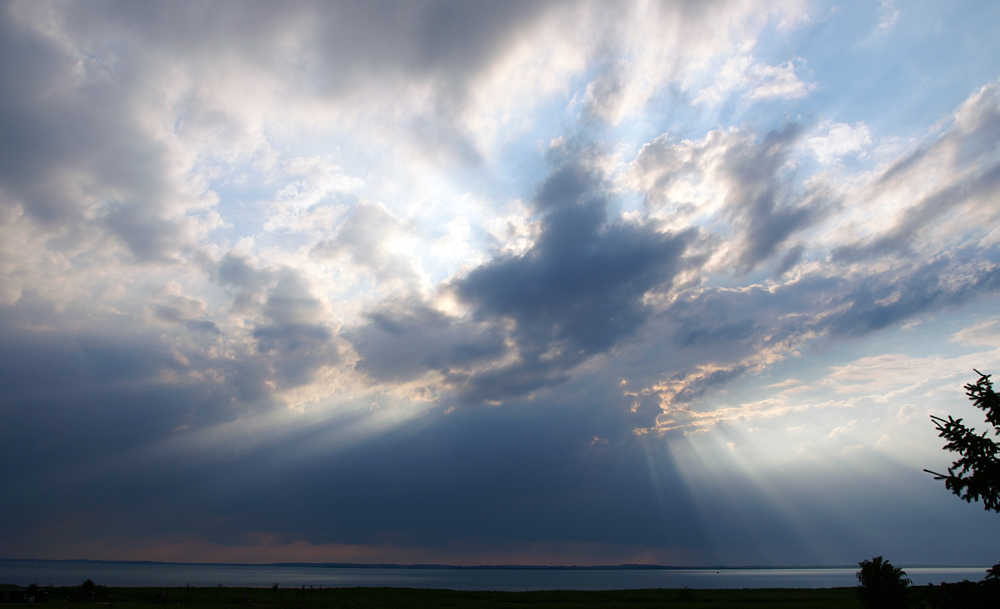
[0,257,334,473]
[346,159,694,402]
[0,8,84,227]
[1,385,710,558]
[0,299,247,468]
[456,161,691,358]
[350,300,506,383]
[9,362,715,554]
[246,403,703,549]
[11,362,998,567]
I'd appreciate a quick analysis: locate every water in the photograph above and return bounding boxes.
[0,560,990,591]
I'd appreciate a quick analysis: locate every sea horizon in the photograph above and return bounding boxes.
[1,556,989,570]
[3,558,993,591]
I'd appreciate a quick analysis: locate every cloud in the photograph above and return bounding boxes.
[4,0,1000,568]
[823,258,1000,337]
[834,79,1000,262]
[720,125,828,270]
[102,203,192,264]
[806,122,873,165]
[214,252,346,396]
[217,251,269,292]
[630,124,828,272]
[950,319,1000,347]
[618,252,1000,430]
[347,79,1000,417]
[574,1,811,123]
[0,2,227,265]
[694,53,814,106]
[312,201,420,287]
[348,299,505,384]
[342,157,694,404]
[261,157,362,235]
[251,268,340,389]
[879,0,899,30]
[0,296,249,462]
[150,284,222,334]
[825,419,858,441]
[450,160,693,401]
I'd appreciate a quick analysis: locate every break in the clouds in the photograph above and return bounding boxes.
[3,0,1000,567]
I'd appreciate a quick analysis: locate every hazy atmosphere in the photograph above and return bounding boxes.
[2,0,1000,567]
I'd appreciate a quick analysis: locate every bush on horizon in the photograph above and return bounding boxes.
[856,556,910,609]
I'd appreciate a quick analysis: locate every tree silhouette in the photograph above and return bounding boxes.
[856,556,910,609]
[924,370,1000,512]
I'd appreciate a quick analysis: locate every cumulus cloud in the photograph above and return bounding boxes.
[609,81,1000,427]
[694,54,815,106]
[630,124,828,272]
[0,2,225,266]
[251,268,341,389]
[806,121,873,165]
[312,201,421,287]
[150,284,221,334]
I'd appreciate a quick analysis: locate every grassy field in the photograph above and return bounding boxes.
[11,584,865,609]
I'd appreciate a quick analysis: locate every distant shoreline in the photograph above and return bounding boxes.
[0,558,983,570]
[3,560,992,592]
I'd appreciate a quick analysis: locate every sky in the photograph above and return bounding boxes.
[2,0,1000,568]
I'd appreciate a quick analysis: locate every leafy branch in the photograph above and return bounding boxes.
[924,370,1000,512]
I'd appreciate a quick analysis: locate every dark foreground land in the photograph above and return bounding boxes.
[5,585,864,609]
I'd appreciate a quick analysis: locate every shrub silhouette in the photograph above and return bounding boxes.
[988,562,1000,582]
[857,556,910,609]
[921,565,1000,609]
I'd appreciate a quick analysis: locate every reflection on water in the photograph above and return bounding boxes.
[0,560,991,591]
